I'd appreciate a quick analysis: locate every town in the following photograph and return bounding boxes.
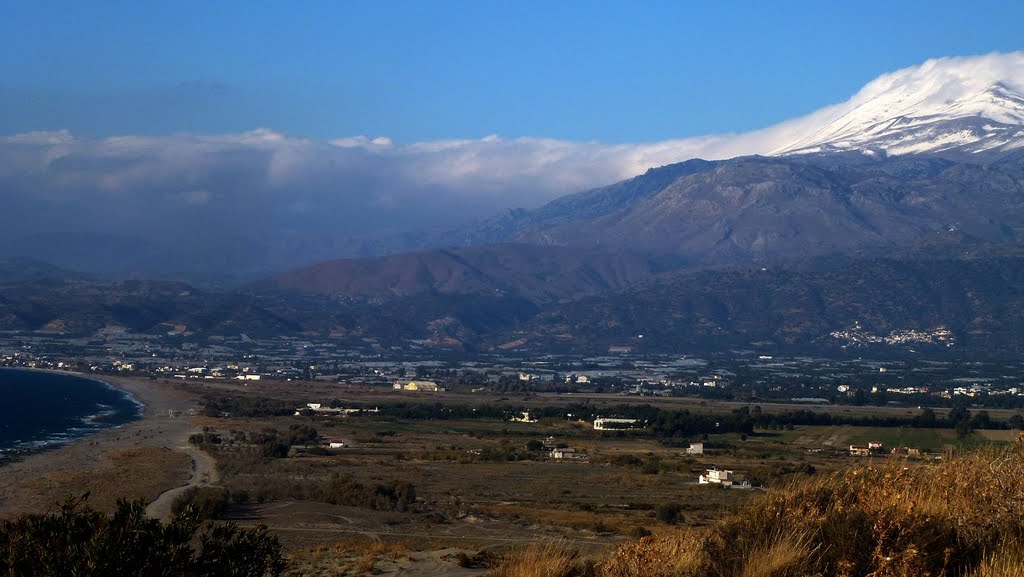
[3,327,1024,410]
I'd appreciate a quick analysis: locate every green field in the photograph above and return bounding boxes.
[844,426,955,450]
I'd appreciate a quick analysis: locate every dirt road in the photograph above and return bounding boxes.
[145,441,219,520]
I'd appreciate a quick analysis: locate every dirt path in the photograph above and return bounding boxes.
[145,441,219,520]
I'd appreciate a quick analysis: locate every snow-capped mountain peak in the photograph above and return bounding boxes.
[771,53,1024,157]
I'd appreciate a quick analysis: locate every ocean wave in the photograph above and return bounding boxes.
[94,379,146,417]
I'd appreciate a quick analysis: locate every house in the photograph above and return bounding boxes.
[398,380,441,392]
[550,447,576,459]
[890,447,923,456]
[699,467,735,486]
[511,411,538,423]
[850,445,871,457]
[594,417,641,430]
[326,439,349,449]
[686,441,704,455]
[294,403,347,416]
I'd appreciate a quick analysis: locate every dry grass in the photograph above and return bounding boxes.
[599,534,701,577]
[473,503,632,534]
[966,540,1024,577]
[4,446,191,514]
[287,538,417,576]
[495,441,1024,577]
[490,541,594,577]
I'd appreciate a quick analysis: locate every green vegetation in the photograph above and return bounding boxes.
[844,426,954,450]
[0,497,285,577]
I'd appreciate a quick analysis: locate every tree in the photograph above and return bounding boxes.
[956,418,974,439]
[916,407,937,428]
[949,404,971,425]
[970,410,993,430]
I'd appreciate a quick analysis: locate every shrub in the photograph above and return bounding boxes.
[629,526,652,539]
[655,503,683,525]
[172,486,231,520]
[0,497,285,576]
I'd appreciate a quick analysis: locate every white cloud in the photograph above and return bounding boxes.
[1,52,1022,275]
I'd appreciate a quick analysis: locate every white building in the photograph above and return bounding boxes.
[397,380,441,392]
[551,448,574,459]
[686,441,704,455]
[593,417,640,430]
[511,411,538,423]
[699,468,735,485]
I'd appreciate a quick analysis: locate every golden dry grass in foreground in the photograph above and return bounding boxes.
[495,441,1024,577]
[489,541,595,577]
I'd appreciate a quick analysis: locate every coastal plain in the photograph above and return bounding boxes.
[1,373,1019,577]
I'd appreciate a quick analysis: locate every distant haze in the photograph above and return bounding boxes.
[2,53,1023,280]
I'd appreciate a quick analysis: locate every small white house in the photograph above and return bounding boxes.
[550,448,581,460]
[511,411,538,423]
[593,417,640,430]
[327,440,349,449]
[699,468,734,485]
[686,441,704,455]
[402,380,440,391]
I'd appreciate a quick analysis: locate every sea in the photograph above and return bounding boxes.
[0,368,143,459]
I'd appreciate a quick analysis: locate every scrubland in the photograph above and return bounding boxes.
[494,440,1024,577]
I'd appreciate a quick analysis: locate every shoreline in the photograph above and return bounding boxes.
[0,372,205,516]
[0,368,147,462]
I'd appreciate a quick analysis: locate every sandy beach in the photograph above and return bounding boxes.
[0,374,208,518]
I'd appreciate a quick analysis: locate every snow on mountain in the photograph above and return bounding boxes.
[769,53,1024,156]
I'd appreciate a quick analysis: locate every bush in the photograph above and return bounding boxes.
[655,503,683,525]
[0,497,285,576]
[640,458,662,475]
[171,486,231,520]
[229,474,417,512]
[629,526,653,539]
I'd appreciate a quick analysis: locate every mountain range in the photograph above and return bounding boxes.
[6,54,1024,354]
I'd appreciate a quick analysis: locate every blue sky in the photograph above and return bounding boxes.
[3,0,1023,142]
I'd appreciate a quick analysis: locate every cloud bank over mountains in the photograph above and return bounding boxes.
[2,52,1022,279]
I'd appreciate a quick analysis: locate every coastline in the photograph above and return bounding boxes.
[0,368,145,461]
[0,373,205,517]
